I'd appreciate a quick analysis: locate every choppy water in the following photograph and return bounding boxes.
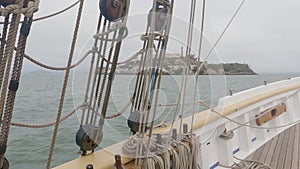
[5,72,299,168]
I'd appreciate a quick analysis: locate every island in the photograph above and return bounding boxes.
[116,54,257,75]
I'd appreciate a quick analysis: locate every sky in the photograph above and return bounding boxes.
[2,0,300,73]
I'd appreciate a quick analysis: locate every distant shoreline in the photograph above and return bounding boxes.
[116,54,257,75]
[114,72,258,75]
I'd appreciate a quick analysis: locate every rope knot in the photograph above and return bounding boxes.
[0,0,39,17]
[122,136,157,157]
[0,4,19,17]
[110,21,126,31]
[22,0,39,18]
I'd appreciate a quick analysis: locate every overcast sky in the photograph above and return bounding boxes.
[3,0,300,73]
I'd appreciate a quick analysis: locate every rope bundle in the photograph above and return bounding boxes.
[122,136,157,157]
[0,0,38,167]
[144,155,164,169]
[177,141,191,168]
[21,0,39,17]
[0,4,18,16]
[0,0,39,17]
[121,134,199,169]
[231,162,272,169]
[219,157,273,169]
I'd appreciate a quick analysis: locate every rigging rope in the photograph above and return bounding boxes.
[125,0,175,167]
[191,0,206,135]
[194,0,247,76]
[0,0,39,17]
[0,16,9,115]
[198,99,300,130]
[147,0,174,144]
[80,15,108,126]
[0,0,250,167]
[11,104,86,128]
[0,0,80,24]
[23,49,96,71]
[197,0,206,62]
[167,48,185,144]
[169,89,300,145]
[89,20,119,138]
[0,17,11,115]
[184,7,205,164]
[76,0,131,156]
[189,0,246,147]
[20,28,138,72]
[84,21,112,126]
[79,13,102,127]
[225,88,300,132]
[46,0,84,168]
[105,99,132,119]
[179,0,196,136]
[30,0,78,23]
[0,0,33,167]
[0,15,9,67]
[81,0,131,129]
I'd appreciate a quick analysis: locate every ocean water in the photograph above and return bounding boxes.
[4,72,299,168]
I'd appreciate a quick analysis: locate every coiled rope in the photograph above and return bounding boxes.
[219,156,273,169]
[122,136,157,157]
[122,133,199,169]
[145,156,164,169]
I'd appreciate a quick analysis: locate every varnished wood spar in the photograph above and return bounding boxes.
[244,123,300,169]
[255,103,286,126]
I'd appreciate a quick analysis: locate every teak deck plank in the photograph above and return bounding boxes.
[277,128,290,169]
[245,123,300,169]
[264,135,279,165]
[284,126,295,169]
[291,125,300,169]
[270,130,285,169]
[258,136,272,162]
[252,144,264,161]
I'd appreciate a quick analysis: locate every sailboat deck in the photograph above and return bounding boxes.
[244,123,300,169]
